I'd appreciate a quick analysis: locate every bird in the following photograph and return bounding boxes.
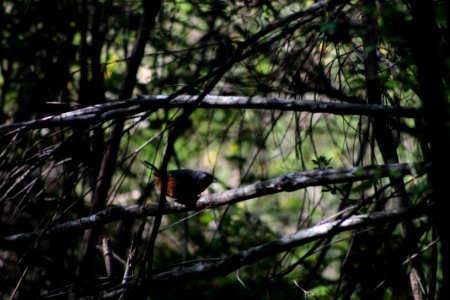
[142,160,214,206]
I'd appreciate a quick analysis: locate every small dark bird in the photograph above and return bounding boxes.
[142,160,214,206]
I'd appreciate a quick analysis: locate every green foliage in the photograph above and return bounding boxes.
[312,155,333,169]
[319,20,363,44]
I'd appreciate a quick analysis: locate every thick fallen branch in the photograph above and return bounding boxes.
[0,95,422,132]
[0,162,428,248]
[99,204,429,297]
[149,205,429,282]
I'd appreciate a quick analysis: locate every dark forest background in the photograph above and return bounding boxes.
[1,0,449,299]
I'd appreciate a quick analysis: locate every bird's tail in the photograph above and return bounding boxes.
[141,160,160,176]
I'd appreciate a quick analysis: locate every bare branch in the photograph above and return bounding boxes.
[102,237,116,280]
[151,206,428,282]
[100,204,430,297]
[0,162,428,248]
[0,95,423,132]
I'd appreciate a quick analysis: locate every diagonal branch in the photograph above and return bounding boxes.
[150,205,429,282]
[99,204,430,298]
[0,162,429,248]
